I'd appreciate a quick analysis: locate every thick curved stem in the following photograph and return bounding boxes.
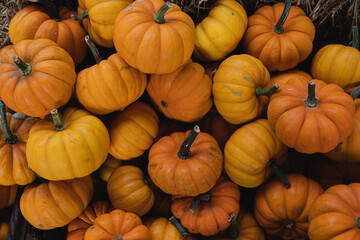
[154,2,173,24]
[30,0,60,21]
[177,126,200,159]
[274,0,292,34]
[305,81,318,108]
[0,100,18,145]
[350,86,360,100]
[190,192,211,213]
[227,213,239,239]
[255,83,280,96]
[85,35,102,64]
[352,26,359,50]
[50,109,67,131]
[13,55,31,76]
[169,216,188,237]
[71,9,89,20]
[267,161,290,188]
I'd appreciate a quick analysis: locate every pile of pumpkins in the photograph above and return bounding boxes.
[0,0,360,239]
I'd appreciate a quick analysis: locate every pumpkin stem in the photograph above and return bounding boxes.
[0,100,18,145]
[190,192,211,213]
[114,237,122,240]
[177,125,200,159]
[305,81,318,108]
[352,26,359,50]
[334,142,343,152]
[85,35,102,64]
[12,55,31,76]
[343,175,355,185]
[154,2,173,24]
[255,83,280,96]
[267,161,290,188]
[169,216,188,237]
[283,219,295,229]
[30,0,60,21]
[350,86,360,100]
[144,178,152,185]
[71,9,89,20]
[357,217,360,229]
[50,109,67,131]
[274,0,292,34]
[226,213,239,239]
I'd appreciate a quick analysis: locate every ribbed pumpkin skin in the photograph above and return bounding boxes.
[311,44,360,93]
[0,114,38,186]
[67,201,113,240]
[84,209,151,240]
[113,0,195,74]
[0,39,76,118]
[107,165,154,217]
[147,61,212,123]
[108,102,159,160]
[144,218,183,240]
[267,78,355,154]
[78,0,133,47]
[20,176,94,230]
[308,183,360,240]
[171,176,240,236]
[0,185,17,209]
[254,174,324,239]
[212,54,271,125]
[193,0,248,61]
[242,3,315,72]
[267,69,312,89]
[76,53,147,115]
[224,119,288,188]
[8,5,87,65]
[26,108,110,180]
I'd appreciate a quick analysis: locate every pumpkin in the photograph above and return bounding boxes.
[0,100,38,186]
[108,102,159,160]
[8,0,87,65]
[0,184,17,209]
[224,119,288,188]
[0,39,76,118]
[84,209,151,240]
[20,175,94,230]
[67,201,113,240]
[193,0,248,62]
[311,26,360,93]
[242,0,315,71]
[267,69,312,89]
[0,222,8,240]
[113,0,195,74]
[212,54,273,125]
[308,183,360,240]
[171,175,240,236]
[148,125,223,196]
[267,78,356,154]
[144,217,187,240]
[76,36,147,115]
[72,0,133,47]
[26,108,110,180]
[107,165,154,217]
[254,173,324,239]
[98,155,122,182]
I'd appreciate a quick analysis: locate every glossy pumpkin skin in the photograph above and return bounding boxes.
[76,53,147,115]
[84,209,151,240]
[254,174,324,239]
[107,165,154,217]
[9,5,87,65]
[113,0,195,74]
[26,107,110,180]
[212,54,271,125]
[108,102,159,160]
[148,129,223,196]
[77,0,133,47]
[0,185,17,209]
[99,155,122,182]
[67,201,113,240]
[267,69,312,89]
[311,44,360,93]
[20,175,94,230]
[0,113,38,186]
[171,175,240,236]
[0,39,76,118]
[268,78,355,154]
[308,183,360,240]
[224,119,288,188]
[193,0,248,61]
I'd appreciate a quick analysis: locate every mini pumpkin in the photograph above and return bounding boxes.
[267,69,312,89]
[0,222,9,240]
[0,184,17,209]
[144,217,187,240]
[98,155,122,182]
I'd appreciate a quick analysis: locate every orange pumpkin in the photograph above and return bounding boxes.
[0,39,76,118]
[113,0,195,74]
[20,175,94,230]
[268,69,312,89]
[98,155,122,182]
[0,185,17,209]
[0,222,9,240]
[147,60,212,123]
[144,217,186,240]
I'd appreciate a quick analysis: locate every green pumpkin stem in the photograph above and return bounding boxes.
[71,9,89,20]
[267,161,290,188]
[169,216,188,237]
[305,81,318,108]
[274,0,292,34]
[144,178,152,185]
[190,192,211,213]
[154,2,173,24]
[50,109,67,131]
[357,217,360,229]
[226,213,239,239]
[31,0,60,21]
[13,55,31,76]
[255,83,280,96]
[177,125,200,159]
[85,35,102,64]
[0,100,18,145]
[114,237,122,240]
[352,26,359,50]
[350,86,360,100]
